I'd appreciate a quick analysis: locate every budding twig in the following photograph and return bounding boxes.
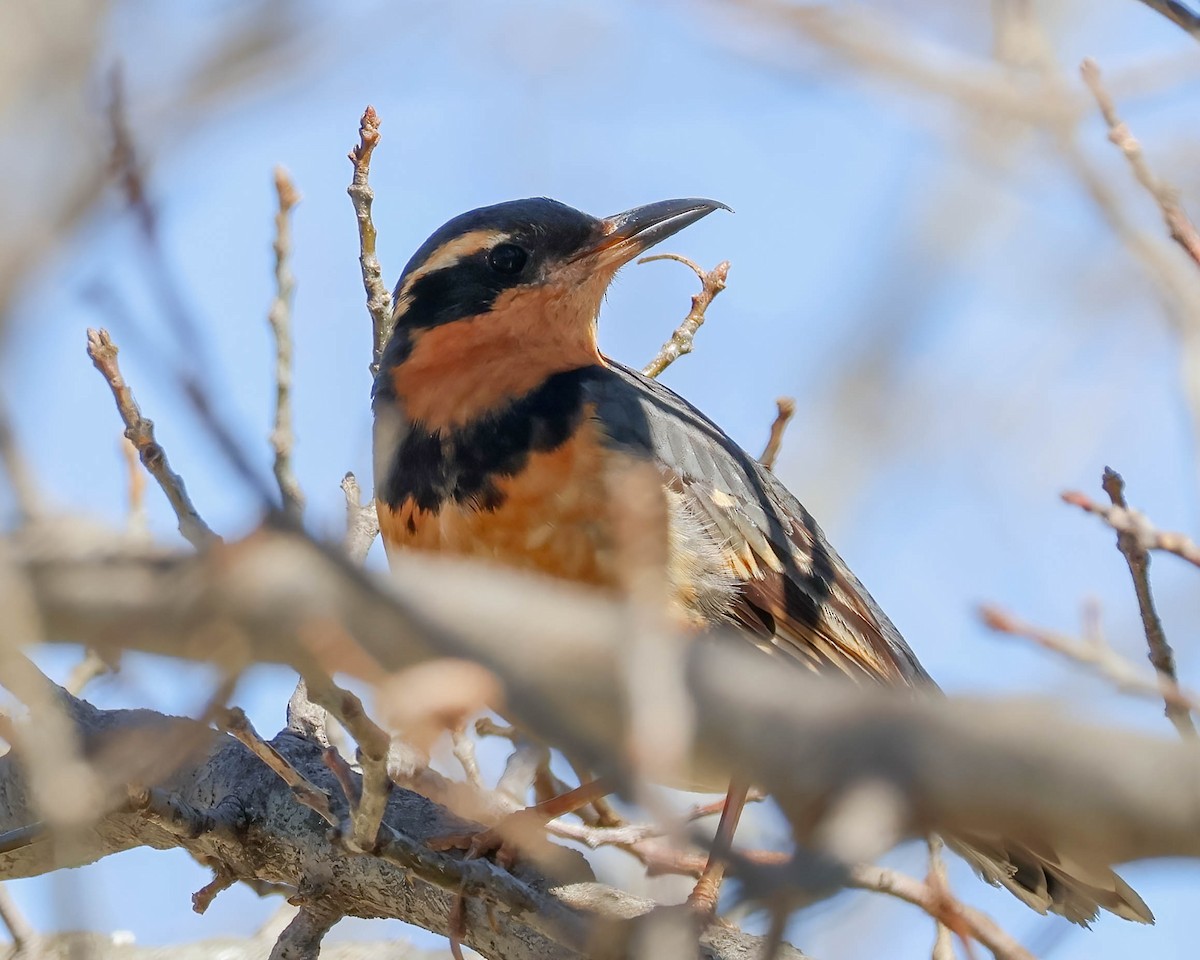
[640,255,730,378]
[267,166,305,522]
[347,106,394,377]
[86,328,219,550]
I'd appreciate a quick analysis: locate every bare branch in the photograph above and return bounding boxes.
[1062,485,1200,568]
[981,604,1198,719]
[0,883,37,954]
[0,687,803,960]
[267,166,304,522]
[0,402,40,524]
[63,649,115,697]
[303,674,392,854]
[267,903,341,960]
[121,436,148,537]
[347,106,393,377]
[926,838,954,960]
[214,706,337,827]
[1131,0,1200,42]
[640,256,730,379]
[1082,468,1194,737]
[1081,58,1200,269]
[848,866,1036,960]
[85,328,219,549]
[759,397,797,472]
[17,524,1200,877]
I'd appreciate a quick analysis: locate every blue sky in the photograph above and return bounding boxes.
[6,1,1200,957]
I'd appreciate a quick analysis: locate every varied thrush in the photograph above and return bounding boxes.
[372,197,1151,925]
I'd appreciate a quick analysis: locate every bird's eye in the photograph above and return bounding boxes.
[487,243,528,275]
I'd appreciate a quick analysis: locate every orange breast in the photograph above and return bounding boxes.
[377,419,617,587]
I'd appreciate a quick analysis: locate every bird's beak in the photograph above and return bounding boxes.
[576,198,731,268]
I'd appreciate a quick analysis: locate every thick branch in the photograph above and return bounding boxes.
[0,688,803,960]
[13,524,1200,876]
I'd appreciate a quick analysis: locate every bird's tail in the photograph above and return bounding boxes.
[948,834,1153,925]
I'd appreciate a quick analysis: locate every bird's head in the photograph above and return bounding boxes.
[374,197,728,431]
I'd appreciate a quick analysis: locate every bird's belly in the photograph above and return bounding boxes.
[377,428,617,587]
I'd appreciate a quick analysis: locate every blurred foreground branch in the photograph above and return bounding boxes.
[9,522,1200,876]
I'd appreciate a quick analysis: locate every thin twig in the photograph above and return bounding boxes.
[191,863,236,915]
[304,675,392,853]
[758,398,796,472]
[347,106,393,376]
[85,328,219,549]
[926,837,955,960]
[340,472,379,564]
[1100,468,1195,737]
[1062,486,1200,567]
[0,883,37,953]
[121,436,148,537]
[214,707,337,827]
[849,864,1035,960]
[980,604,1199,717]
[1081,58,1200,269]
[0,402,40,524]
[64,649,115,697]
[267,166,304,522]
[451,724,485,790]
[105,70,273,507]
[640,255,730,378]
[1131,0,1200,42]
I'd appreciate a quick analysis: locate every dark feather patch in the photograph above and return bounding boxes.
[377,366,598,513]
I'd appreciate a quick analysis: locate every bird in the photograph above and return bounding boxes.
[371,196,1153,926]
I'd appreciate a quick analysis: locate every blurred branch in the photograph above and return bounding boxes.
[122,436,148,537]
[14,523,1200,876]
[847,865,1035,960]
[1080,59,1200,270]
[303,674,392,854]
[1063,482,1200,569]
[758,397,796,472]
[85,328,219,549]
[0,404,40,524]
[981,604,1198,717]
[1132,0,1200,41]
[64,649,115,697]
[1092,469,1193,737]
[0,883,37,955]
[340,472,379,564]
[347,106,394,377]
[640,256,730,379]
[267,166,305,522]
[726,0,1077,126]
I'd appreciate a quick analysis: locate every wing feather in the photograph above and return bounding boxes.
[585,360,933,688]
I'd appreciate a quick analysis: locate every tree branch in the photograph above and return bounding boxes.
[347,106,393,377]
[0,687,806,960]
[267,166,304,522]
[640,256,730,379]
[1080,58,1200,269]
[85,328,219,550]
[14,524,1200,877]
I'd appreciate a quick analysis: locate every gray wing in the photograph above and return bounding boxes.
[585,360,933,687]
